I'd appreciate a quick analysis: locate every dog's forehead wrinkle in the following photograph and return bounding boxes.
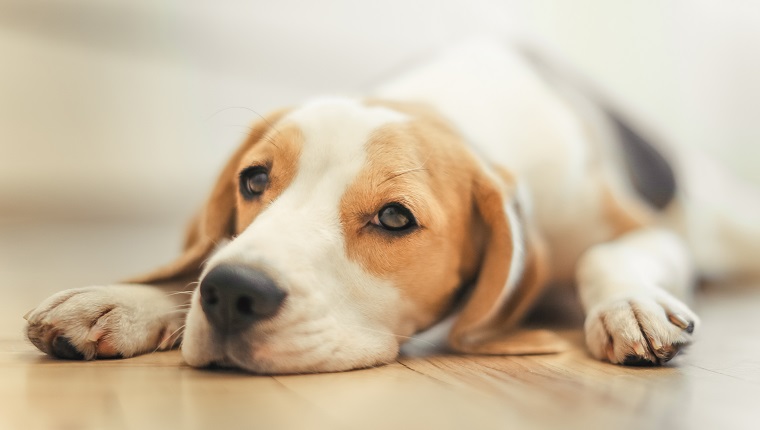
[379,166,429,187]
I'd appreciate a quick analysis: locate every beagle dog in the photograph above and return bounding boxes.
[25,41,760,373]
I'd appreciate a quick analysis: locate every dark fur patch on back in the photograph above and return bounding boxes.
[517,45,677,210]
[605,110,677,210]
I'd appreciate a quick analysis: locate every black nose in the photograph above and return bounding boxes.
[199,264,287,333]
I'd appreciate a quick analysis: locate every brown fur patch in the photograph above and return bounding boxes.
[447,168,552,353]
[600,183,652,236]
[340,106,485,330]
[234,124,304,232]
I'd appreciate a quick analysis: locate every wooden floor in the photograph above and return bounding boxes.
[1,220,758,430]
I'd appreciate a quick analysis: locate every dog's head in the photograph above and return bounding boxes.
[136,98,547,373]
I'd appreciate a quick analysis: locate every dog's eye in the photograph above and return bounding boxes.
[239,167,269,199]
[373,203,417,231]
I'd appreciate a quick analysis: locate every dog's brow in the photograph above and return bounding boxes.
[378,167,428,186]
[378,152,431,186]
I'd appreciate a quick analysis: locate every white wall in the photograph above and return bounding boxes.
[1,0,758,221]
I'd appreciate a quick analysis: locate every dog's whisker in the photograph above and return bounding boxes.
[154,324,186,354]
[168,303,192,309]
[168,324,186,346]
[206,106,268,125]
[205,106,284,143]
[167,291,195,297]
[262,133,281,150]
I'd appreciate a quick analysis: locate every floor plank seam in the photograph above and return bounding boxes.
[395,359,450,386]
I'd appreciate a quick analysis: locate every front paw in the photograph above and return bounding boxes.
[25,285,184,360]
[585,293,699,366]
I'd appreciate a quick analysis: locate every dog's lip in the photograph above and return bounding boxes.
[212,331,348,374]
[212,345,288,374]
[220,348,349,375]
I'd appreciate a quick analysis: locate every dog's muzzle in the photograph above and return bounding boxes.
[199,264,287,333]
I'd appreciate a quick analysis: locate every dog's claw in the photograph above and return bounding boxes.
[623,354,657,366]
[586,295,698,366]
[656,343,685,363]
[684,321,695,334]
[632,342,647,356]
[668,313,693,332]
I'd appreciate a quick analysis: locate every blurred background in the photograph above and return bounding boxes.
[1,0,759,294]
[2,0,760,222]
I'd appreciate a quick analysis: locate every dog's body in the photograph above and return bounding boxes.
[25,41,760,373]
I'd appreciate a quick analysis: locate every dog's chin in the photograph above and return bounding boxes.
[222,346,396,375]
[181,311,400,374]
[182,335,399,375]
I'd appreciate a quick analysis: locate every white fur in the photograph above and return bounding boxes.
[502,202,526,295]
[182,98,411,373]
[25,285,183,359]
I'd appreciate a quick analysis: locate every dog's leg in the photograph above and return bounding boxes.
[25,283,191,360]
[576,227,699,365]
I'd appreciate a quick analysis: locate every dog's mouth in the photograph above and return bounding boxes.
[180,292,402,374]
[209,341,342,375]
[184,330,399,374]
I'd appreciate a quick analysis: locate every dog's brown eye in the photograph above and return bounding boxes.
[239,167,269,199]
[373,203,417,232]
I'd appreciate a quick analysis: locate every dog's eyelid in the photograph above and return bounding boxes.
[368,202,420,233]
[240,160,272,173]
[366,212,424,230]
[384,199,423,222]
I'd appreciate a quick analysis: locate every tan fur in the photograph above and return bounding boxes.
[600,182,652,237]
[447,165,553,353]
[234,124,303,232]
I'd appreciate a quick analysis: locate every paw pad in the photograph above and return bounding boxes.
[51,336,84,360]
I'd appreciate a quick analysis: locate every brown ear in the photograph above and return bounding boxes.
[127,111,288,285]
[448,165,569,354]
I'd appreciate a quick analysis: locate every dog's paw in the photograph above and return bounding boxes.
[585,292,699,366]
[25,285,184,360]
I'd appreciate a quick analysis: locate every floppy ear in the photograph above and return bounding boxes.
[127,111,287,285]
[448,164,569,354]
